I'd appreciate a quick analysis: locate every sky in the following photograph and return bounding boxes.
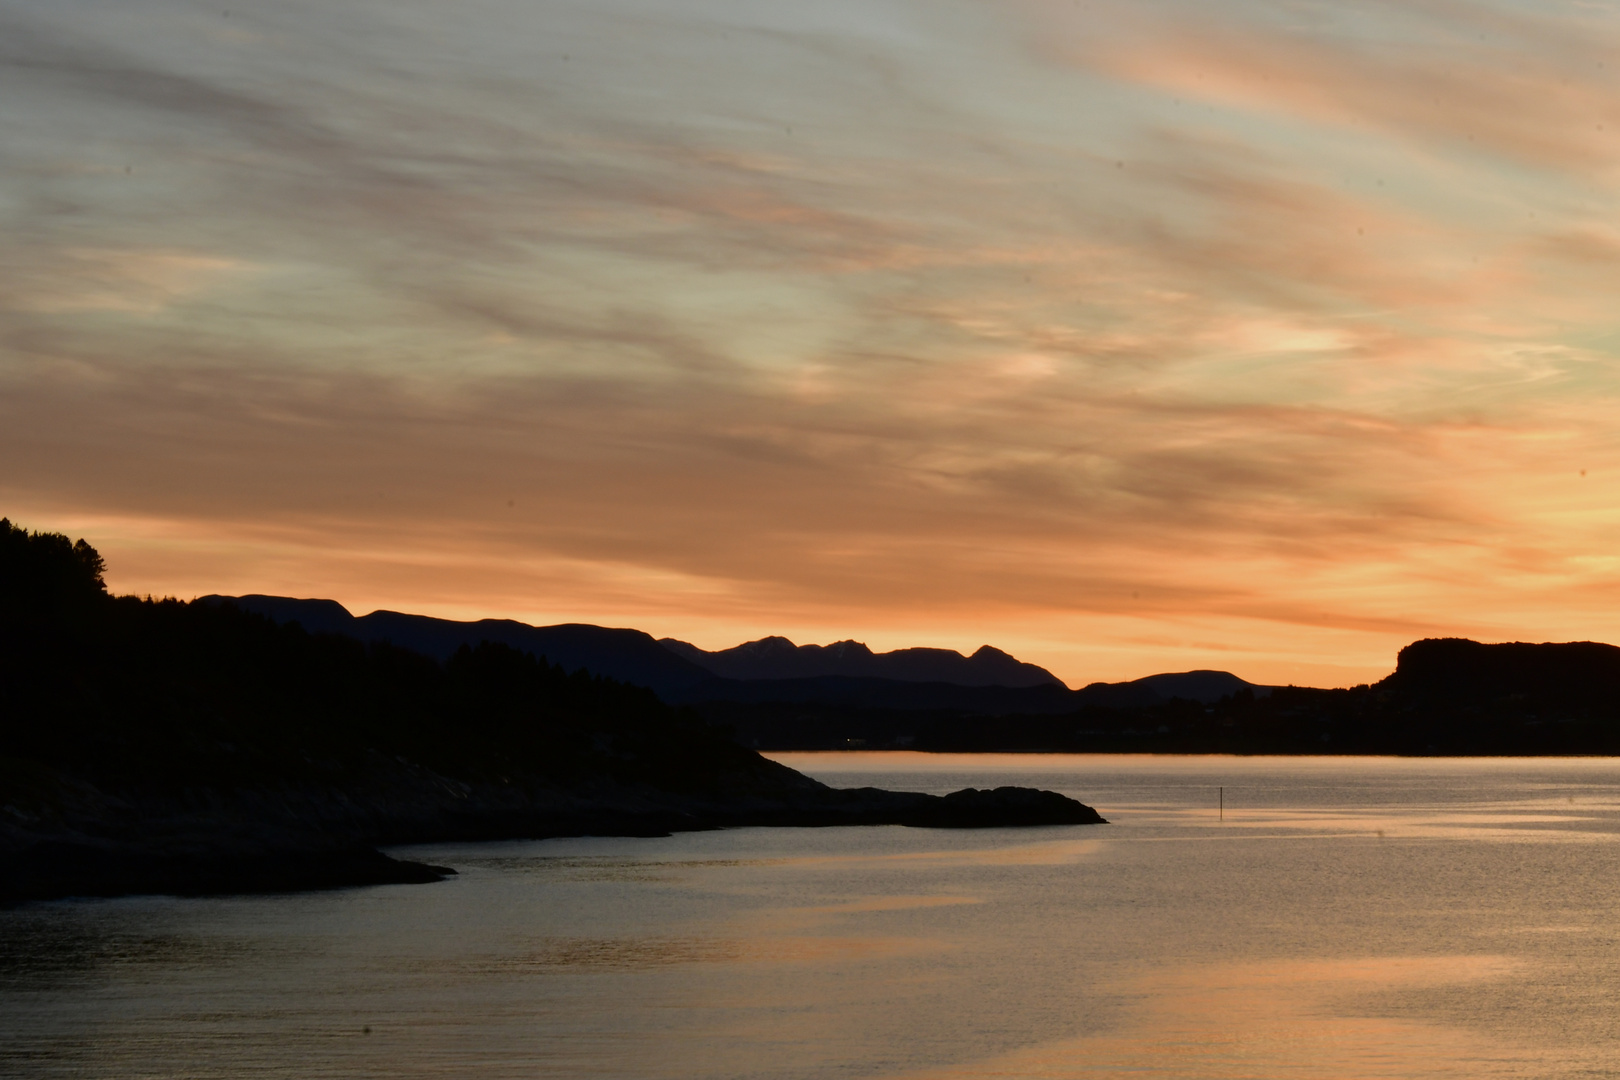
[4,0,1620,688]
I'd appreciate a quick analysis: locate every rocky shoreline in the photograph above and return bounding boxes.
[2,762,1105,904]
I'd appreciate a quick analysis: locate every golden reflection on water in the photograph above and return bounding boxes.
[907,956,1549,1080]
[1175,806,1620,842]
[474,838,1103,881]
[771,837,1105,868]
[9,756,1620,1080]
[810,895,982,914]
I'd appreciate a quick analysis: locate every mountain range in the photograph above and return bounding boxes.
[659,635,1061,686]
[202,595,1271,712]
[163,597,1620,754]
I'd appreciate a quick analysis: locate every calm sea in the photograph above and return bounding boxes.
[5,754,1620,1079]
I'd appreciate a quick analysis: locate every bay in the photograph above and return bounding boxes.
[4,753,1620,1078]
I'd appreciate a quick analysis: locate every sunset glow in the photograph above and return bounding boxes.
[6,0,1620,686]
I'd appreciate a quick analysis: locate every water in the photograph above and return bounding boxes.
[5,754,1620,1078]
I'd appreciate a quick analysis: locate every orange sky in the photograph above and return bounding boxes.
[5,0,1620,688]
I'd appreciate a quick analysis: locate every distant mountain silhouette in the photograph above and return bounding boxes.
[717,638,1620,754]
[202,596,1269,717]
[205,597,1096,703]
[1072,670,1272,709]
[96,588,1620,757]
[660,635,1064,687]
[198,596,717,697]
[663,668,1268,715]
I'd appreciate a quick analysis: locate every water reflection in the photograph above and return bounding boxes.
[914,957,1552,1080]
[4,755,1620,1079]
[773,836,1105,868]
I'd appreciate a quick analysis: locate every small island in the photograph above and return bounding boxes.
[0,520,1104,904]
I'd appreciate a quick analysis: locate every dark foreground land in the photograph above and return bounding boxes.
[0,521,1102,904]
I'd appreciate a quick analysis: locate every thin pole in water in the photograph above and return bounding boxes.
[1219,786,1224,822]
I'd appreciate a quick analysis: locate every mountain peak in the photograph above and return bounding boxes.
[662,635,1062,687]
[819,639,874,660]
[733,635,800,658]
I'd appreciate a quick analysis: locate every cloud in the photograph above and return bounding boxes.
[5,0,1620,684]
[1041,0,1620,172]
[3,247,241,314]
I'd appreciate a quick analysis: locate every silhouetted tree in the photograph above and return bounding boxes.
[0,517,107,625]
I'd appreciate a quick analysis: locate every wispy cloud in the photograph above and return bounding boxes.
[1045,0,1620,171]
[3,0,1619,685]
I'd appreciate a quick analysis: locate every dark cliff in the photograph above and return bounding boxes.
[1385,637,1620,708]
